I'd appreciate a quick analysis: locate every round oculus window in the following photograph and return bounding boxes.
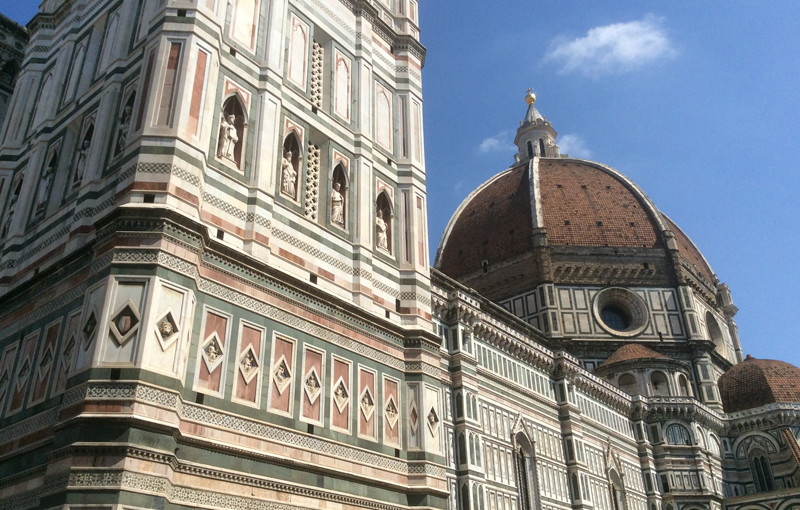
[592,287,649,338]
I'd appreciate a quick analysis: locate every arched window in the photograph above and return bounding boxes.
[539,138,546,157]
[526,140,533,159]
[513,432,539,510]
[461,484,469,510]
[706,312,724,350]
[618,373,637,395]
[665,423,692,446]
[678,374,690,397]
[375,191,393,253]
[571,473,580,500]
[217,95,247,169]
[330,163,347,227]
[458,432,467,465]
[455,392,464,418]
[650,371,670,396]
[750,451,774,492]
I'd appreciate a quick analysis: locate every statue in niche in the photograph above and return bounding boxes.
[36,158,56,213]
[330,182,344,225]
[72,140,90,187]
[281,150,297,197]
[376,210,388,251]
[1,189,18,238]
[217,112,239,160]
[116,105,132,154]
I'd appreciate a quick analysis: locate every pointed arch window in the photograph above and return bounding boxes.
[539,138,546,157]
[750,450,774,492]
[513,432,539,510]
[375,191,393,253]
[608,469,625,510]
[217,95,247,169]
[526,141,533,159]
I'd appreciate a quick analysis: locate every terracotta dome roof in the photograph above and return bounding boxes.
[436,163,533,278]
[436,159,715,288]
[719,356,800,413]
[663,215,715,284]
[600,343,669,369]
[538,159,662,248]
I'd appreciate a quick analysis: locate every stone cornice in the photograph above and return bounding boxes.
[724,402,800,435]
[643,396,724,430]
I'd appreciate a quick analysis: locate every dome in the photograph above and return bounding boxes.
[718,355,800,413]
[435,158,715,299]
[434,92,717,302]
[599,343,669,369]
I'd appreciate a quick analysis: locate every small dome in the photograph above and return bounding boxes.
[719,355,800,413]
[600,343,669,369]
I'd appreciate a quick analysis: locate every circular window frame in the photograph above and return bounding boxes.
[592,287,649,338]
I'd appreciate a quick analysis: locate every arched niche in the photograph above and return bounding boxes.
[1,174,24,238]
[115,91,136,156]
[72,120,95,187]
[618,373,638,395]
[677,373,691,397]
[650,371,670,396]
[330,163,347,227]
[706,311,724,351]
[280,131,301,198]
[36,149,59,215]
[375,191,393,253]
[217,95,247,169]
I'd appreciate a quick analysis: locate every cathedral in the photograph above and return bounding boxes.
[0,2,799,510]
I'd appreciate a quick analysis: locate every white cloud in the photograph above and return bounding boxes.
[544,15,676,77]
[557,134,592,159]
[478,130,516,154]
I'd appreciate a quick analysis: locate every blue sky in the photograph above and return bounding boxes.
[3,3,799,366]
